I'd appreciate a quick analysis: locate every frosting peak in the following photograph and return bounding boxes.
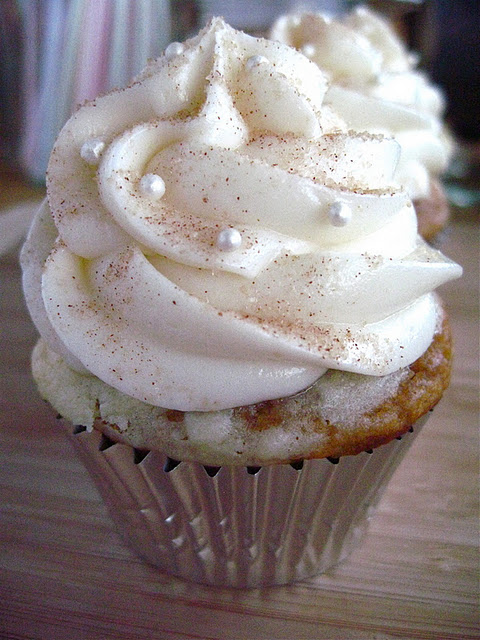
[22,19,462,411]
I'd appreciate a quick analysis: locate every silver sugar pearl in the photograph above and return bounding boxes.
[245,55,269,71]
[328,201,352,227]
[301,44,316,58]
[80,138,105,165]
[165,41,184,60]
[140,173,166,199]
[216,228,242,252]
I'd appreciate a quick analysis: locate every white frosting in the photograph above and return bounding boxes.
[21,19,462,412]
[270,6,452,199]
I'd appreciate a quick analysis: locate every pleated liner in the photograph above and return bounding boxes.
[65,415,427,588]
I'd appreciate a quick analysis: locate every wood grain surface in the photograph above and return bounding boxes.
[0,163,478,640]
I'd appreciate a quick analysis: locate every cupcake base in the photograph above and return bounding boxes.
[64,415,428,588]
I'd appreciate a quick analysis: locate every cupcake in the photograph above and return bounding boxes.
[270,6,453,241]
[21,18,462,587]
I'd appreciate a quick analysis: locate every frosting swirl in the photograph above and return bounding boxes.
[270,6,452,199]
[22,18,461,412]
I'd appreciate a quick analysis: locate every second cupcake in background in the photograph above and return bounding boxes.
[270,5,453,241]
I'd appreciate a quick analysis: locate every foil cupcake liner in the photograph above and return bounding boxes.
[64,415,428,588]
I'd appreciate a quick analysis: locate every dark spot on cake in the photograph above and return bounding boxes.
[98,433,116,451]
[133,448,150,464]
[290,459,304,470]
[164,457,181,472]
[234,399,285,431]
[204,465,221,477]
[73,425,87,434]
[247,466,262,475]
[165,409,185,423]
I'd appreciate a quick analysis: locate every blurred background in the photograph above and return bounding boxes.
[0,6,477,635]
[0,0,479,183]
[0,0,478,251]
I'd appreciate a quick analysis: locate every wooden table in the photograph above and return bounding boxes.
[1,163,478,639]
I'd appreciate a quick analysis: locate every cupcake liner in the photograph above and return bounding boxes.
[64,415,428,588]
